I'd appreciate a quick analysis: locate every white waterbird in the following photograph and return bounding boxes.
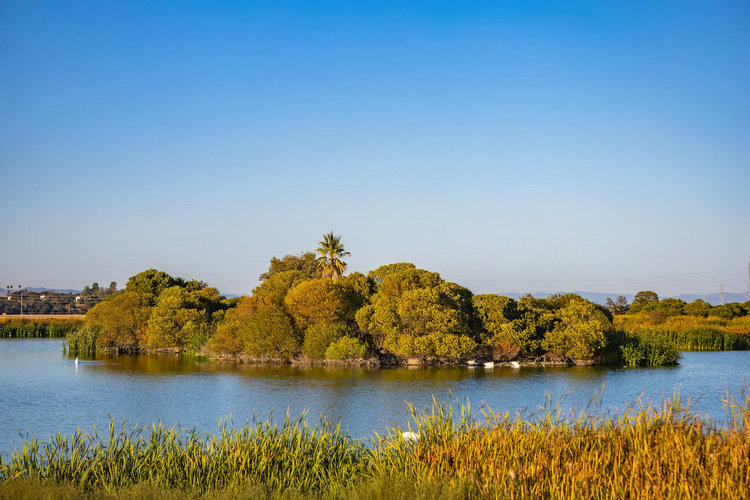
[484,361,495,368]
[75,357,79,365]
[402,431,419,441]
[510,361,521,368]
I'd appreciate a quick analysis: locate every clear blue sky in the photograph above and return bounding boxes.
[1,0,748,297]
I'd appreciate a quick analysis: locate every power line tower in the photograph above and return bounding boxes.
[720,284,724,305]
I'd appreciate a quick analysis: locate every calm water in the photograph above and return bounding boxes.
[1,339,748,456]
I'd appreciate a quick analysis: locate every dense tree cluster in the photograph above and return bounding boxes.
[66,235,690,365]
[75,270,232,352]
[605,291,750,321]
[208,255,626,363]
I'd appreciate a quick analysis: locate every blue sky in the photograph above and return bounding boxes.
[1,0,748,297]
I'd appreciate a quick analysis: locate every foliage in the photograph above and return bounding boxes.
[84,292,150,349]
[472,294,549,357]
[708,302,747,320]
[367,262,417,284]
[208,297,257,354]
[336,272,375,312]
[146,287,208,348]
[628,290,659,314]
[684,299,712,317]
[472,294,520,331]
[316,232,350,280]
[251,270,310,308]
[284,279,350,329]
[124,269,178,305]
[542,298,612,360]
[237,305,299,359]
[325,336,368,359]
[303,323,350,359]
[259,252,321,281]
[358,269,476,358]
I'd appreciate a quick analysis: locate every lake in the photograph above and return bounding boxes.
[1,339,748,457]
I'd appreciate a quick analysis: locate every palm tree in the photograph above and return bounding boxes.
[316,232,350,280]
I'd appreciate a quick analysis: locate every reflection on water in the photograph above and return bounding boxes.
[0,339,748,457]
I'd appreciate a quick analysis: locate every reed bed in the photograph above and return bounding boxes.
[0,317,84,339]
[2,393,749,498]
[616,314,750,351]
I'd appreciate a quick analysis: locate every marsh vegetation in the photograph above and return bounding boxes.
[1,394,747,498]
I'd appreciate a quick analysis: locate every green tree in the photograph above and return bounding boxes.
[684,299,712,317]
[251,270,309,308]
[629,290,659,314]
[316,232,350,280]
[651,298,686,316]
[473,295,551,358]
[303,323,351,359]
[259,252,321,281]
[237,305,299,359]
[708,303,747,320]
[283,279,349,329]
[358,271,476,358]
[375,268,442,301]
[543,299,612,361]
[125,269,177,305]
[367,263,417,284]
[209,297,256,354]
[85,291,151,348]
[472,295,521,333]
[146,286,206,348]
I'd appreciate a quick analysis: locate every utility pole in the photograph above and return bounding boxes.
[746,262,750,302]
[19,285,23,315]
[720,284,724,305]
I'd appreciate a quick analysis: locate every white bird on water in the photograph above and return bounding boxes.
[510,361,521,369]
[402,431,419,442]
[75,357,79,366]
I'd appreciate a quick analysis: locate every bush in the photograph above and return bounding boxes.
[708,303,747,320]
[303,323,350,359]
[237,305,299,359]
[543,299,611,360]
[325,336,368,359]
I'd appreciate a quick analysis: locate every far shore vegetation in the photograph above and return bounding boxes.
[1,394,748,498]
[4,234,749,367]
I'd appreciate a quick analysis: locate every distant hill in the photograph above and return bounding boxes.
[498,291,746,307]
[3,287,744,307]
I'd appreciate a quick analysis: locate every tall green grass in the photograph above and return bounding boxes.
[2,394,748,498]
[616,314,750,351]
[0,317,84,339]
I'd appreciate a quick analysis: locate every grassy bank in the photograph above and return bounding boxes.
[2,395,748,498]
[616,314,750,351]
[0,316,84,339]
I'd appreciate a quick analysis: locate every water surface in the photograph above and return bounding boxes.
[1,339,747,456]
